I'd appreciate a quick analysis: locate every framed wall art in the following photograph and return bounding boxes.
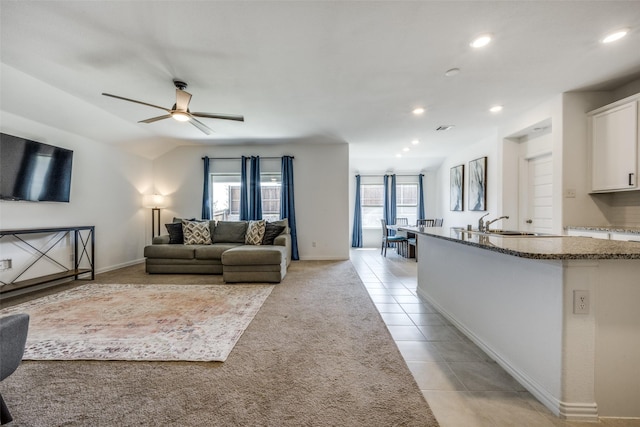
[468,156,487,211]
[450,164,464,211]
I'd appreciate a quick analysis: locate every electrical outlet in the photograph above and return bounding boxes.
[573,290,590,314]
[312,241,317,248]
[564,189,576,198]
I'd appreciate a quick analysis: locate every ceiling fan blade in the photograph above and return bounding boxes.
[175,89,192,111]
[138,114,172,124]
[102,93,171,112]
[191,112,245,122]
[188,116,213,135]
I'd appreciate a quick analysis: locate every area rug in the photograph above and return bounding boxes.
[0,283,274,362]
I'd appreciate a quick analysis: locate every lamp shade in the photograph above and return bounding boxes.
[142,194,166,208]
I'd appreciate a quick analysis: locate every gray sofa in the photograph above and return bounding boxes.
[144,219,291,283]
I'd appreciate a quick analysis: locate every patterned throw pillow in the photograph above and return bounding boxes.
[165,222,184,244]
[182,220,212,245]
[262,223,286,245]
[245,220,266,245]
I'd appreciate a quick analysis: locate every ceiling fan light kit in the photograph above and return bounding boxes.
[102,79,244,135]
[172,112,190,122]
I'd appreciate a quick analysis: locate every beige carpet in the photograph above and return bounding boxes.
[0,261,439,426]
[0,283,273,362]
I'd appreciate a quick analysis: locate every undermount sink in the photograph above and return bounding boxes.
[486,230,538,236]
[458,228,558,237]
[483,230,558,237]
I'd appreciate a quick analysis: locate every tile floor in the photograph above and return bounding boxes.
[350,247,640,427]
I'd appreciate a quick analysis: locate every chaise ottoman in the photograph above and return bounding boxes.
[221,246,288,283]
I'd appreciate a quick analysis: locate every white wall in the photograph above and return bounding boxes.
[0,113,152,277]
[435,134,501,230]
[595,260,640,417]
[561,92,615,227]
[153,142,350,260]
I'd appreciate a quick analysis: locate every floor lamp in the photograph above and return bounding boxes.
[143,194,166,238]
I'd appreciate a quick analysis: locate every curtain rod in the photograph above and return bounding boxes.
[356,173,424,177]
[202,156,294,160]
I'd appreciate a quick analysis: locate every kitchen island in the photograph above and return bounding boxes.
[401,226,640,421]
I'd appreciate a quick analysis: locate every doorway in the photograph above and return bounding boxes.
[520,152,553,233]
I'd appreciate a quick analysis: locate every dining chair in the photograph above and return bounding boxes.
[411,219,435,261]
[393,218,410,255]
[380,219,408,257]
[434,218,443,226]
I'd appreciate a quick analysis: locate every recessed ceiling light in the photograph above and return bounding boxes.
[412,107,425,115]
[470,34,492,48]
[489,105,503,113]
[445,68,461,77]
[411,139,420,145]
[602,28,629,43]
[403,147,410,152]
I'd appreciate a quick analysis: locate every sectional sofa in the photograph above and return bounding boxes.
[143,218,291,283]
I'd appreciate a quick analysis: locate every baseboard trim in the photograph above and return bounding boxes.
[416,287,599,422]
[558,401,599,421]
[96,258,145,275]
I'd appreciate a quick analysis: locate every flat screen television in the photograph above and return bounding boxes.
[0,133,73,202]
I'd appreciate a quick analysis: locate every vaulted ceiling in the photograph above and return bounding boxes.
[2,1,640,171]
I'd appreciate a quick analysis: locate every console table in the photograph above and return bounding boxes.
[0,226,94,297]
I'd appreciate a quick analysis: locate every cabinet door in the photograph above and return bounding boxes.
[591,101,638,192]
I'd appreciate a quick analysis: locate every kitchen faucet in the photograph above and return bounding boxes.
[485,215,510,232]
[478,213,490,232]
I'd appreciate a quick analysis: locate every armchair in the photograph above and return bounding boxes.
[0,313,30,425]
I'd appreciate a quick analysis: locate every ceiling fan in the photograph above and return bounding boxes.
[102,80,244,135]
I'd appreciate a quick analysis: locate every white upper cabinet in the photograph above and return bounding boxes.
[589,95,639,193]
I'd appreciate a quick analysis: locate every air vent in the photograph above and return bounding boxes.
[436,125,455,131]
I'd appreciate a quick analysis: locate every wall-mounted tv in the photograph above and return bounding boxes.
[0,133,73,202]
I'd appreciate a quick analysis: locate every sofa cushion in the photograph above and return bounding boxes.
[213,221,248,243]
[245,220,266,245]
[194,243,243,260]
[270,218,290,234]
[262,223,286,245]
[165,222,184,244]
[221,246,287,266]
[144,244,196,259]
[183,220,212,245]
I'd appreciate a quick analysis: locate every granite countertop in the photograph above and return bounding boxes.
[566,225,640,235]
[399,226,640,260]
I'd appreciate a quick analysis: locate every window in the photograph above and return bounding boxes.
[361,184,384,228]
[209,171,282,221]
[211,174,241,221]
[396,183,418,226]
[359,181,419,227]
[260,172,281,221]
